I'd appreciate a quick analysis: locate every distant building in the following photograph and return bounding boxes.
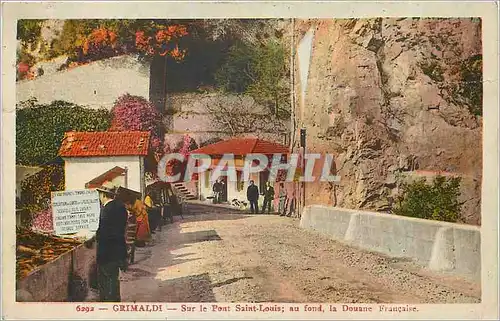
[58,131,151,197]
[190,137,289,206]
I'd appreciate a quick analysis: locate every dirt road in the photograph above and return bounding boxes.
[119,204,480,303]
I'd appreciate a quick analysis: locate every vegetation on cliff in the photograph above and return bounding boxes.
[393,176,462,223]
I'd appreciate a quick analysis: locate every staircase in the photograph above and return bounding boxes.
[172,182,197,202]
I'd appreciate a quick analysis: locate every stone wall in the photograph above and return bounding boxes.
[16,55,151,110]
[164,92,290,147]
[16,243,96,302]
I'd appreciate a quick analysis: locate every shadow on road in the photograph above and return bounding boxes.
[158,273,217,302]
[180,203,252,223]
[120,204,259,302]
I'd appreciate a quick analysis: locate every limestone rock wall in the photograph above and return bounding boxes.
[294,18,482,225]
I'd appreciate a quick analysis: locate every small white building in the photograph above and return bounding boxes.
[59,131,151,197]
[190,138,289,208]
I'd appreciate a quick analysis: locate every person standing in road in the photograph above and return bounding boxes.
[246,180,259,214]
[144,191,160,233]
[261,181,275,214]
[220,179,227,203]
[95,187,128,302]
[278,183,287,216]
[212,179,222,204]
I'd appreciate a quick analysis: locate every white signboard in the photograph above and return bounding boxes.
[51,189,100,235]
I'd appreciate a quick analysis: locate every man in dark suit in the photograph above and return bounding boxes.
[261,181,275,214]
[246,180,259,214]
[95,186,128,302]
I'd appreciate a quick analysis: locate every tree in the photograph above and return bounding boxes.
[214,40,290,119]
[16,20,42,81]
[246,41,290,118]
[16,99,112,165]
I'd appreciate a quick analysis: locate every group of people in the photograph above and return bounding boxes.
[211,178,293,216]
[86,186,175,302]
[211,179,227,204]
[247,180,291,215]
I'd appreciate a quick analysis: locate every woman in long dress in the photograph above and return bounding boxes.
[128,199,151,246]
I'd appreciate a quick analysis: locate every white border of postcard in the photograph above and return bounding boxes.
[2,1,499,320]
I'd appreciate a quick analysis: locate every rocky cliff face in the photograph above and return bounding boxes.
[294,18,482,225]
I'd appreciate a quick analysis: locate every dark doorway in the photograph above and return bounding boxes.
[220,176,228,203]
[259,170,269,194]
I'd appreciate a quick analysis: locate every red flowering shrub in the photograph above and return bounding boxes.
[161,134,198,182]
[80,27,119,61]
[31,207,54,233]
[135,25,188,59]
[17,62,30,74]
[67,22,189,64]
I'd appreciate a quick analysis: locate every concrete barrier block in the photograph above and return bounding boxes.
[452,227,481,281]
[301,205,481,282]
[344,213,360,242]
[428,227,456,272]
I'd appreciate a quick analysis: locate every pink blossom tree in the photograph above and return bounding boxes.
[110,94,164,174]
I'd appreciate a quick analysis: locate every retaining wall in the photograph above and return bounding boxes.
[16,243,97,302]
[300,205,481,282]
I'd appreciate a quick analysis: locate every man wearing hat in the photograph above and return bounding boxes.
[95,186,128,302]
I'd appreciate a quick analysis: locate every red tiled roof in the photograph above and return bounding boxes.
[59,131,151,157]
[190,138,289,156]
[85,166,126,188]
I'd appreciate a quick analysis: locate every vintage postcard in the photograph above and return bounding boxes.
[1,1,499,320]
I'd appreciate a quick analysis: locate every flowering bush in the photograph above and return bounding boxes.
[20,164,64,230]
[51,21,189,66]
[161,134,198,182]
[17,62,30,74]
[110,94,165,177]
[135,25,188,59]
[31,207,54,233]
[79,27,119,61]
[110,94,161,133]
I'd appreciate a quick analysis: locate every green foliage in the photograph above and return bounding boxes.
[459,54,482,116]
[17,20,45,51]
[20,164,65,217]
[420,60,444,82]
[393,175,462,223]
[215,42,255,93]
[16,99,111,165]
[215,40,290,119]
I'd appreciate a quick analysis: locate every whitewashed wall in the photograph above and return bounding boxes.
[17,55,150,110]
[63,156,145,197]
